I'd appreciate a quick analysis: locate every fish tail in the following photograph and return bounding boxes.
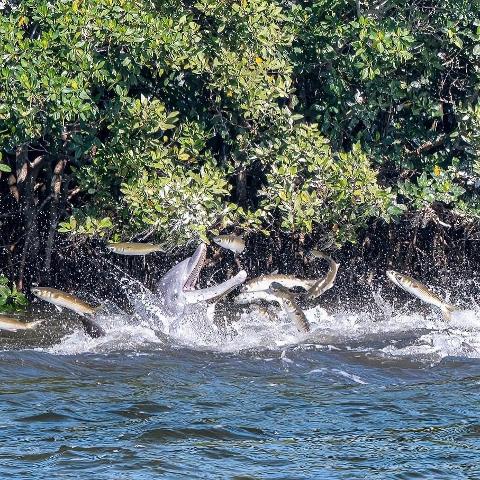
[441,303,457,321]
[91,304,105,315]
[80,317,105,338]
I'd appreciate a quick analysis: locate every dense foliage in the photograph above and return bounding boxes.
[0,0,479,290]
[0,275,27,313]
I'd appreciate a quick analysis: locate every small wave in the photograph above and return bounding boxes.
[381,330,480,361]
[331,368,368,385]
[17,411,74,423]
[307,367,368,384]
[138,425,265,443]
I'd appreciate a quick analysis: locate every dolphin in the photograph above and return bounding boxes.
[155,243,247,317]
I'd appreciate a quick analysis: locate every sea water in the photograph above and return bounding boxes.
[0,288,479,479]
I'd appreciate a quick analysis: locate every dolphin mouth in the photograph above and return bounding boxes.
[184,270,247,304]
[181,243,246,303]
[183,244,207,291]
[155,242,247,314]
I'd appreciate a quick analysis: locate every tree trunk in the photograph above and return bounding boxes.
[236,169,247,205]
[43,159,68,284]
[15,147,46,291]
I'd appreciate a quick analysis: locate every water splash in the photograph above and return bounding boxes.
[37,273,480,363]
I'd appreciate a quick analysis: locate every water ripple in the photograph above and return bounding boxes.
[0,305,479,478]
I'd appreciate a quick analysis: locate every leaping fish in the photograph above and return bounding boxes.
[107,242,165,256]
[306,251,340,299]
[234,289,281,305]
[243,274,316,293]
[267,282,310,333]
[0,315,43,332]
[31,287,99,316]
[386,270,457,320]
[31,287,105,338]
[212,234,245,254]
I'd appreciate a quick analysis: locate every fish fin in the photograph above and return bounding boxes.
[55,305,63,312]
[89,304,105,316]
[270,269,279,275]
[441,303,457,321]
[27,320,44,329]
[80,317,105,338]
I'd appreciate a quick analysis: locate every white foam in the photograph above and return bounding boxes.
[331,369,368,384]
[43,314,164,355]
[41,282,480,362]
[381,329,480,360]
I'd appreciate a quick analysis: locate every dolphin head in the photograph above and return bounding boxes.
[155,242,247,318]
[156,243,207,316]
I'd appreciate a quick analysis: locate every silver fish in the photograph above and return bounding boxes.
[31,287,105,338]
[212,234,245,254]
[267,282,310,333]
[0,315,43,332]
[243,274,316,293]
[306,251,340,299]
[386,270,457,320]
[234,289,281,305]
[31,287,99,316]
[107,242,165,256]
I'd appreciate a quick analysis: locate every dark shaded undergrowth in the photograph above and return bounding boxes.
[15,206,478,313]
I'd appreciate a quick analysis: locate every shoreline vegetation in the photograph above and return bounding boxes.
[1,1,480,310]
